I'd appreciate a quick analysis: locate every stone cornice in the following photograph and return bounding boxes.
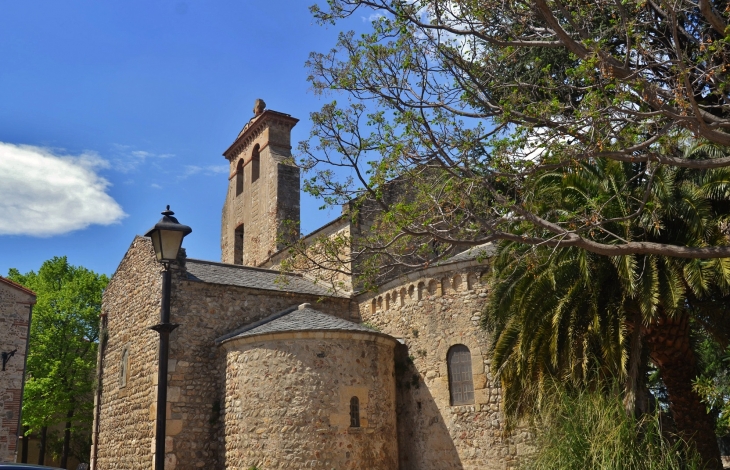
[223,109,299,161]
[227,141,294,180]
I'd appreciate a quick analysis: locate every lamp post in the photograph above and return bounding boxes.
[145,206,192,470]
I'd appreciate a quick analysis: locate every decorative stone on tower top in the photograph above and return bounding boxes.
[253,98,266,116]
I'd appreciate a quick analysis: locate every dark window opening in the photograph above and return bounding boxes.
[234,224,244,265]
[447,344,474,405]
[251,144,260,183]
[349,396,360,427]
[235,159,244,196]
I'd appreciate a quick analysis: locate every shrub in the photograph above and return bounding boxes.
[524,385,704,470]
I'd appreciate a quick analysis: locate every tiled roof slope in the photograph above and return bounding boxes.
[216,303,381,344]
[185,259,347,298]
[440,242,495,265]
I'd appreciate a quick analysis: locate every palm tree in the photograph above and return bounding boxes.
[484,151,730,468]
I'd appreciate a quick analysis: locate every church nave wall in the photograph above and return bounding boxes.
[356,263,532,470]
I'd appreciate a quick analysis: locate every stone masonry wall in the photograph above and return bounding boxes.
[356,261,530,470]
[0,279,34,463]
[165,275,352,470]
[96,236,353,470]
[266,218,354,293]
[221,332,398,469]
[93,237,162,470]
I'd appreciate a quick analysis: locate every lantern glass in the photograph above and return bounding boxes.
[157,230,185,262]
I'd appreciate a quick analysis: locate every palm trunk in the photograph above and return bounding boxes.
[60,407,74,468]
[623,311,643,417]
[38,426,47,465]
[644,311,722,469]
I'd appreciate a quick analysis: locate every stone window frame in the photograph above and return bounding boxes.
[119,346,130,388]
[338,386,369,430]
[447,344,475,406]
[349,396,360,427]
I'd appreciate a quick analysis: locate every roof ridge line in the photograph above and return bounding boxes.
[214,304,300,345]
[186,258,304,278]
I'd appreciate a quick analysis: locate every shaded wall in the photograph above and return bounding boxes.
[356,262,531,470]
[0,279,34,462]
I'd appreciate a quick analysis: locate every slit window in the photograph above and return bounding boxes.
[234,224,244,265]
[349,396,360,427]
[119,348,129,387]
[447,344,474,405]
[251,144,260,182]
[235,159,244,196]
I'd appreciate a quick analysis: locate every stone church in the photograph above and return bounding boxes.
[91,103,529,470]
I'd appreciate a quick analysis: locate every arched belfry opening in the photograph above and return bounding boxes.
[235,159,244,196]
[251,144,260,183]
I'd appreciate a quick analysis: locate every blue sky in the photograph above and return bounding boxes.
[0,1,366,277]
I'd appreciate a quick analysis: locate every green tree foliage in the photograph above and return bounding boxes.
[524,383,703,470]
[8,257,108,467]
[298,0,730,277]
[694,338,730,437]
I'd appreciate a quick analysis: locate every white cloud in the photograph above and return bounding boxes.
[181,165,228,178]
[111,144,175,173]
[0,142,127,237]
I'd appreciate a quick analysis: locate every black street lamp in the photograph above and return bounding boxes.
[145,206,192,470]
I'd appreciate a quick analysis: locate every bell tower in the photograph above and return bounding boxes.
[221,99,300,266]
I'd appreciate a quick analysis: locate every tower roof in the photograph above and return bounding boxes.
[223,108,299,160]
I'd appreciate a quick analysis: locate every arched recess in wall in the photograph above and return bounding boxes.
[467,273,478,291]
[447,344,475,405]
[452,274,462,291]
[251,144,261,182]
[417,282,425,300]
[234,224,244,265]
[428,279,439,296]
[399,288,406,306]
[235,159,244,196]
[441,278,451,295]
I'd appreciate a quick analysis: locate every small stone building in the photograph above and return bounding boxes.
[92,103,528,470]
[0,276,36,462]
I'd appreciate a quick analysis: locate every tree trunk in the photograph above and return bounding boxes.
[623,312,643,417]
[60,408,74,469]
[38,426,47,466]
[20,425,28,463]
[643,311,722,469]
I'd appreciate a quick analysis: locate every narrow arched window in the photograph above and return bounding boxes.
[235,159,244,196]
[447,344,474,405]
[350,396,360,427]
[251,144,260,182]
[234,224,244,265]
